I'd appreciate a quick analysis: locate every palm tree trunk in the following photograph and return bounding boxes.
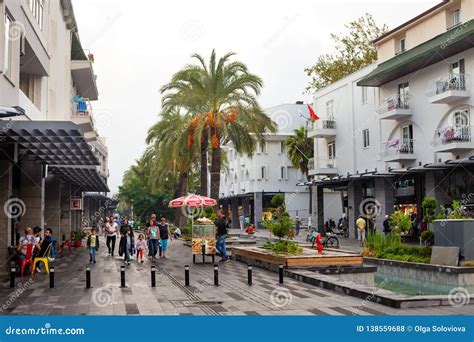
[174,171,188,226]
[199,129,209,196]
[210,127,221,202]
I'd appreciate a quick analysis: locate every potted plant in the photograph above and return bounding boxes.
[420,230,434,246]
[72,229,85,247]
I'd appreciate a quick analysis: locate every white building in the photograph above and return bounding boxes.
[310,0,474,237]
[0,0,111,271]
[219,103,338,228]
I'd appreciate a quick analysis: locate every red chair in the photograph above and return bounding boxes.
[61,240,73,252]
[20,244,34,276]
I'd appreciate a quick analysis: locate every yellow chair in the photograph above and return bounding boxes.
[33,243,52,274]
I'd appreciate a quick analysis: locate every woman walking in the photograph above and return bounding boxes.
[158,217,172,258]
[105,216,119,256]
[146,217,159,260]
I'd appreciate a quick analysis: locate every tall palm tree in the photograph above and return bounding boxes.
[160,50,276,200]
[285,126,314,181]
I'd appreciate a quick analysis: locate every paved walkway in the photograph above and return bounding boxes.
[0,237,472,316]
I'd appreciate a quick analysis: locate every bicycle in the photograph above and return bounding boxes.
[307,227,340,249]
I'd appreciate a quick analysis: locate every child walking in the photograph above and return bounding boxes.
[136,234,147,263]
[119,226,134,265]
[87,228,100,264]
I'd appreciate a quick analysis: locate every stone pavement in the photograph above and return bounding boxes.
[0,236,472,316]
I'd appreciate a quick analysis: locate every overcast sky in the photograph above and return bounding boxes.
[72,0,439,194]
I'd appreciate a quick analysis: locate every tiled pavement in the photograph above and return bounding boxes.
[0,237,473,316]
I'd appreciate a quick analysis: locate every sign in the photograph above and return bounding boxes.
[192,224,216,255]
[70,198,82,210]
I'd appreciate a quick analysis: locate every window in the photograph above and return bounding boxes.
[280,166,287,180]
[328,141,336,160]
[280,141,285,154]
[399,38,406,53]
[401,124,413,141]
[260,166,267,180]
[28,0,44,30]
[361,87,368,104]
[450,59,465,75]
[260,141,266,154]
[453,9,461,27]
[453,108,469,126]
[3,14,13,79]
[326,100,334,119]
[363,129,370,148]
[398,82,409,102]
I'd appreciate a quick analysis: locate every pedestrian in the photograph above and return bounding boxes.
[158,217,172,258]
[146,214,157,258]
[214,209,229,262]
[15,227,39,263]
[87,228,99,264]
[295,215,301,236]
[136,234,147,263]
[341,216,349,238]
[38,228,56,260]
[239,213,245,230]
[383,215,391,235]
[146,218,159,260]
[173,227,182,239]
[356,215,367,246]
[105,215,119,256]
[119,226,134,265]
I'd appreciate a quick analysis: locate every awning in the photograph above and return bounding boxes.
[0,120,99,166]
[0,106,25,118]
[357,20,474,87]
[49,165,109,192]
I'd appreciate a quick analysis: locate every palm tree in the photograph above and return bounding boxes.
[160,50,276,200]
[285,126,314,181]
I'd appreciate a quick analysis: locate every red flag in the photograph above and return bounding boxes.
[307,104,319,121]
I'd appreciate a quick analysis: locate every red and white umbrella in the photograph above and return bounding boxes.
[168,194,217,208]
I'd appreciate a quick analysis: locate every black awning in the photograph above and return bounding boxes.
[0,120,99,166]
[49,165,109,192]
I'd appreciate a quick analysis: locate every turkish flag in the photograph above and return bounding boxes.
[307,104,319,121]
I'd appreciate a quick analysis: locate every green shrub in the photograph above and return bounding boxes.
[388,210,412,235]
[263,240,303,255]
[420,230,434,245]
[268,216,294,239]
[422,197,437,225]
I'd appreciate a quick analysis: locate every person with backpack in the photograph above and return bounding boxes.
[214,209,229,262]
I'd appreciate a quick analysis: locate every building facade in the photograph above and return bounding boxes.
[0,0,110,272]
[310,0,474,237]
[219,103,341,228]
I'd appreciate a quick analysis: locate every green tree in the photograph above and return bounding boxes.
[285,126,314,181]
[160,49,276,200]
[304,13,387,92]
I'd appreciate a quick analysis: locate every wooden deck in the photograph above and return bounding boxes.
[231,246,363,267]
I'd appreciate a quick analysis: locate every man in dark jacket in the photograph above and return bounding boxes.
[214,210,229,262]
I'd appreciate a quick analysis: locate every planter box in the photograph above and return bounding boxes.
[434,219,474,259]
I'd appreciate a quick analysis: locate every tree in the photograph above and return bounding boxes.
[160,50,276,200]
[285,126,314,181]
[304,13,387,92]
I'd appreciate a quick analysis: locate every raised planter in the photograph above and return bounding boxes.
[433,219,474,260]
[231,246,363,270]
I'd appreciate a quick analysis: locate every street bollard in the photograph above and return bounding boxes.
[49,267,55,288]
[120,266,126,288]
[9,266,16,288]
[184,265,190,287]
[279,264,284,284]
[248,265,252,286]
[86,267,91,288]
[151,266,156,287]
[214,264,219,286]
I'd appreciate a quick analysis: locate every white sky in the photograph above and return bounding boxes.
[72,0,440,194]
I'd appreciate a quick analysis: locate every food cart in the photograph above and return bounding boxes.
[192,223,216,264]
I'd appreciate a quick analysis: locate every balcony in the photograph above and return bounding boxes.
[71,97,97,140]
[308,120,336,138]
[382,139,416,162]
[427,73,470,104]
[308,158,338,176]
[377,94,412,120]
[71,59,99,101]
[432,126,474,152]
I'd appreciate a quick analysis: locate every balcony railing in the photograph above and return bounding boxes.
[308,157,315,171]
[316,158,336,168]
[376,94,410,114]
[426,73,471,97]
[72,97,92,116]
[382,138,415,157]
[321,119,336,129]
[433,125,472,146]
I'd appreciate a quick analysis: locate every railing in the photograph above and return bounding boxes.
[312,119,336,130]
[308,157,315,171]
[382,138,415,157]
[316,158,336,169]
[433,125,472,146]
[72,97,92,116]
[377,94,410,114]
[426,73,471,97]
